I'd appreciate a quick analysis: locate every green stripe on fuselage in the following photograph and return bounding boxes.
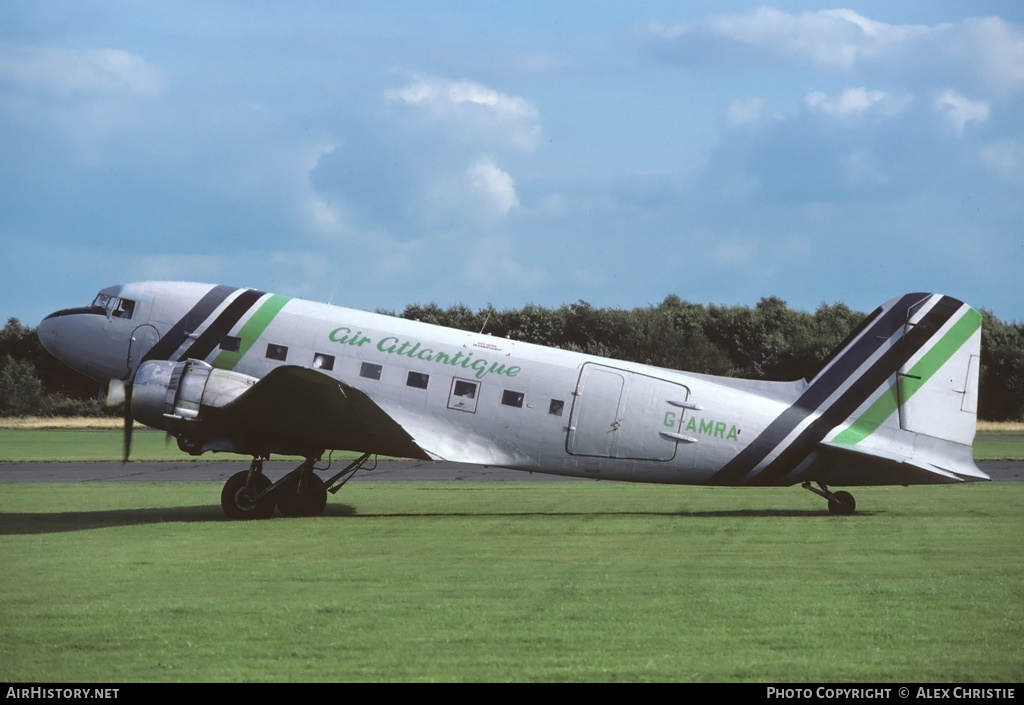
[833,307,981,445]
[212,294,290,370]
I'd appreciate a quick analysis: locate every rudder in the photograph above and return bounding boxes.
[827,294,981,449]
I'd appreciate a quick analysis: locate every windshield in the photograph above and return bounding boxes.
[89,288,135,319]
[91,293,112,310]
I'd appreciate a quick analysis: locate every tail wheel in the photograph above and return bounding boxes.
[221,470,275,520]
[277,473,328,517]
[828,490,856,515]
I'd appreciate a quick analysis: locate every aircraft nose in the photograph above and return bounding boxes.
[37,311,63,358]
[36,307,126,381]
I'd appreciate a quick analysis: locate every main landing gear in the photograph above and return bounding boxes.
[802,481,856,515]
[220,452,374,519]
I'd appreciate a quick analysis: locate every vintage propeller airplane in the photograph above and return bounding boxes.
[38,282,988,518]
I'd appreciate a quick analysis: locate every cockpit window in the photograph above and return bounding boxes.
[90,293,135,319]
[112,299,135,319]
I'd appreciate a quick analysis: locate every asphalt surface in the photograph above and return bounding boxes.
[0,460,1020,483]
[0,459,586,483]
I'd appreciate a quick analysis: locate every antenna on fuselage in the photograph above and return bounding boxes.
[327,278,341,306]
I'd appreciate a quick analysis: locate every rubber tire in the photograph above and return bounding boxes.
[277,473,328,518]
[828,490,856,515]
[221,471,275,520]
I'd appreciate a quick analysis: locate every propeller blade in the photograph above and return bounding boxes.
[122,378,134,463]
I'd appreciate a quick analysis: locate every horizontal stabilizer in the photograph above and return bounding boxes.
[816,439,989,485]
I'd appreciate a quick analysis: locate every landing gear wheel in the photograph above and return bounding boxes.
[221,470,275,520]
[828,490,856,515]
[277,473,327,518]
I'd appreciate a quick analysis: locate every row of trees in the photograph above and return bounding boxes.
[3,296,1023,419]
[1,318,97,416]
[388,296,1024,421]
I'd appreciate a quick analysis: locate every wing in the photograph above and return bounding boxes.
[194,365,433,459]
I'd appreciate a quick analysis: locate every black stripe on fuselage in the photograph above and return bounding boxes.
[744,296,961,485]
[708,293,930,486]
[142,285,237,363]
[177,288,266,362]
[41,306,107,321]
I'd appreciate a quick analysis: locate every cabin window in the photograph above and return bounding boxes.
[448,378,480,413]
[548,399,565,416]
[453,380,476,398]
[313,353,335,371]
[220,336,241,353]
[407,371,429,389]
[266,343,288,361]
[502,390,525,408]
[360,362,382,380]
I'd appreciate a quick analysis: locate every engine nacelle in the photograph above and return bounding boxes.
[131,359,259,444]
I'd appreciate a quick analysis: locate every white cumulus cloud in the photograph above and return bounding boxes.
[803,87,903,118]
[647,8,934,72]
[468,157,519,215]
[0,43,162,97]
[644,9,1024,99]
[386,73,541,150]
[389,75,532,115]
[935,89,990,134]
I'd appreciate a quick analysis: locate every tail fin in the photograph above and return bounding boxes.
[707,293,985,487]
[815,293,986,483]
[822,294,981,446]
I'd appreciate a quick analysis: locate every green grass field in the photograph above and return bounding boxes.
[1,482,1021,682]
[1,428,1021,461]
[2,426,1022,681]
[0,429,337,462]
[973,438,1024,460]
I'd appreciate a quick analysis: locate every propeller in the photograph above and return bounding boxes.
[122,379,134,463]
[104,376,134,462]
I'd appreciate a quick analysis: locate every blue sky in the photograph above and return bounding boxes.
[2,1,1022,328]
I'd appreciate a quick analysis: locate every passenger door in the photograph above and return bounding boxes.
[566,363,695,462]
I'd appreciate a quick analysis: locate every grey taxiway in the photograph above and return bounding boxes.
[1,460,1021,483]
